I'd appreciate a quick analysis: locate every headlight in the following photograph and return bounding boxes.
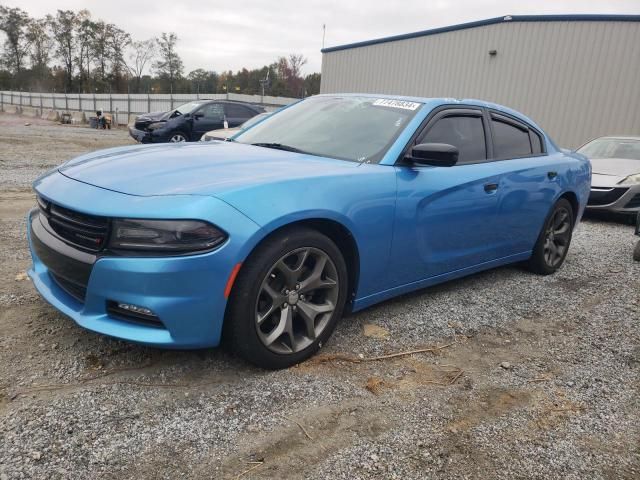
[109,219,226,253]
[147,122,166,130]
[618,173,640,185]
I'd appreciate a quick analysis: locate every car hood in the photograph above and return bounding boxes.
[590,158,640,177]
[57,142,359,197]
[136,110,170,122]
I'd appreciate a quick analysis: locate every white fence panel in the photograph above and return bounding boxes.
[0,91,299,124]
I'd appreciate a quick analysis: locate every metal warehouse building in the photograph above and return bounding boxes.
[320,15,640,148]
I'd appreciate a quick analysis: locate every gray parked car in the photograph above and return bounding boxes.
[577,136,640,215]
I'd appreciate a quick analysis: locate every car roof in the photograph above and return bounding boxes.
[591,136,640,141]
[313,93,544,132]
[188,99,264,110]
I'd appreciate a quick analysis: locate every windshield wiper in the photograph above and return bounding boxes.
[251,142,306,154]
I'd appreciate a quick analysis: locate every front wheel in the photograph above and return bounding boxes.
[224,227,348,369]
[633,241,640,262]
[169,132,188,142]
[528,198,574,275]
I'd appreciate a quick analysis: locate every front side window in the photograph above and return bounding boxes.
[491,118,532,159]
[198,103,224,121]
[174,102,204,115]
[234,96,422,163]
[419,115,487,164]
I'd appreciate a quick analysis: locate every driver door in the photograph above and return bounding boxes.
[192,103,225,138]
[389,108,506,286]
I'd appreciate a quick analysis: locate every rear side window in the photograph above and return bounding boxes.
[419,115,486,164]
[491,118,532,159]
[225,104,253,119]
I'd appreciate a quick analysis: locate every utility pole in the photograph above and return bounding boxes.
[322,24,326,49]
[259,69,270,105]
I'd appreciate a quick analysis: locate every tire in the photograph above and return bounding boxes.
[633,241,640,262]
[528,198,574,275]
[224,227,348,369]
[169,131,188,142]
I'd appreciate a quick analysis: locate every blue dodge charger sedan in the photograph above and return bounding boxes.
[27,94,591,368]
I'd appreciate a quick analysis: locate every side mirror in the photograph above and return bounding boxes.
[407,143,459,167]
[193,112,204,119]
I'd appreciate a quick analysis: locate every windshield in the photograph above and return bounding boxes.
[578,138,640,160]
[174,101,204,116]
[234,96,422,163]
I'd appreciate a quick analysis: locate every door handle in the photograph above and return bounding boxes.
[484,183,499,193]
[547,171,558,180]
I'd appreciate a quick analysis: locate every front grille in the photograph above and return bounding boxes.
[50,272,87,302]
[624,193,640,209]
[587,187,628,206]
[38,196,109,252]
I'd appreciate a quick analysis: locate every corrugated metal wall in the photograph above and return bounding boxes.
[321,21,640,148]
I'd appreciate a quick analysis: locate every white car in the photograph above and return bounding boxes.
[200,112,271,142]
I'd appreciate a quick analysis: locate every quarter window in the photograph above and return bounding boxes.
[419,115,486,164]
[491,118,532,159]
[530,130,543,154]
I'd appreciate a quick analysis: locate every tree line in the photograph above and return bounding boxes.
[0,5,321,97]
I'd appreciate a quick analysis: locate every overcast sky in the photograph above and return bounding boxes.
[6,0,640,75]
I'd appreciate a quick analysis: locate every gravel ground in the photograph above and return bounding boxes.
[0,113,638,479]
[0,113,134,190]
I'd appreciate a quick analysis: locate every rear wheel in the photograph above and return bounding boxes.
[633,241,640,262]
[528,198,574,275]
[225,227,348,369]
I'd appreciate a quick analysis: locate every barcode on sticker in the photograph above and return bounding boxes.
[372,99,421,110]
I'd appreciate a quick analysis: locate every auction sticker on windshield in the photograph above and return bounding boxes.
[372,99,421,110]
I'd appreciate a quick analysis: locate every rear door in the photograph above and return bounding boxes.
[487,111,563,255]
[390,107,506,285]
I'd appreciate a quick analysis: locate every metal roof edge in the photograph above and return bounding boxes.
[321,14,640,53]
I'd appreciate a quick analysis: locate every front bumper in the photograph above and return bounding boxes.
[128,126,154,143]
[27,173,261,348]
[586,184,640,213]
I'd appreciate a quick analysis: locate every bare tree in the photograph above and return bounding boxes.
[91,20,110,88]
[26,17,53,82]
[153,32,183,94]
[127,38,156,93]
[288,53,307,78]
[75,9,96,92]
[49,9,77,91]
[108,26,130,92]
[0,5,31,79]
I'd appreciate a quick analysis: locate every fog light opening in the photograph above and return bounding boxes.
[106,300,165,329]
[117,302,156,317]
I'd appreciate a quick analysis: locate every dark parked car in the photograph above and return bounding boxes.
[128,100,265,143]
